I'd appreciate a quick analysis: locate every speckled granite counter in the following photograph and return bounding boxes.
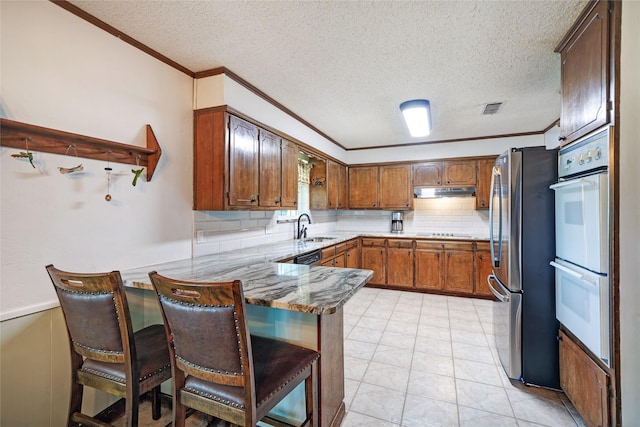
[121,231,487,315]
[122,261,371,315]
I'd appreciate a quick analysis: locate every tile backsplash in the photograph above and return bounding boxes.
[334,198,490,236]
[193,197,489,256]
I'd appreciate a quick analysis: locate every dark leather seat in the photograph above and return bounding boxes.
[149,271,320,427]
[46,265,171,427]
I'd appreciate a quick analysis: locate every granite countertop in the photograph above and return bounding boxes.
[120,231,487,315]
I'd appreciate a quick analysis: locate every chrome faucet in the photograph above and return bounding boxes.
[296,213,311,239]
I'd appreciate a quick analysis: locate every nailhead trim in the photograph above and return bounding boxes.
[183,386,245,409]
[73,341,123,356]
[81,364,171,382]
[177,356,243,377]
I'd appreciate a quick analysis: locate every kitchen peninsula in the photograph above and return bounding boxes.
[120,238,373,427]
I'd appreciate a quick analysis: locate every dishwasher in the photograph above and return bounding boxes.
[293,249,322,266]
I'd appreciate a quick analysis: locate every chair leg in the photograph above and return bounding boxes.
[125,389,140,427]
[68,380,84,427]
[173,392,186,427]
[305,362,318,427]
[151,386,162,420]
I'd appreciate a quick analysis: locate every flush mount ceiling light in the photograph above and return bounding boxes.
[400,99,431,137]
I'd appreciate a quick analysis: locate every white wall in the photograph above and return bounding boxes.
[0,1,194,320]
[619,1,640,422]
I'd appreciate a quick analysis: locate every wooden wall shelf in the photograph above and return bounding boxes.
[0,118,162,181]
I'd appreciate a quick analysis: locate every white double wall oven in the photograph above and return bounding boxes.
[550,127,611,367]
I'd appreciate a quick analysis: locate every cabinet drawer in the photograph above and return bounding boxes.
[387,239,413,249]
[444,242,474,251]
[476,241,491,251]
[345,239,359,250]
[334,243,347,255]
[361,238,386,247]
[415,240,444,250]
[321,246,336,259]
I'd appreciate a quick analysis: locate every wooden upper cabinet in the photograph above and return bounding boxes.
[327,160,347,210]
[194,110,295,211]
[194,110,226,210]
[379,164,413,210]
[349,166,379,209]
[280,139,298,208]
[413,160,476,187]
[444,160,476,186]
[475,158,496,210]
[413,162,443,186]
[258,129,281,207]
[228,115,259,207]
[557,0,610,145]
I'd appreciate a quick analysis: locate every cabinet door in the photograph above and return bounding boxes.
[349,166,379,209]
[228,115,259,207]
[444,249,474,293]
[333,253,346,268]
[387,247,414,288]
[413,162,443,186]
[258,129,281,207]
[474,250,494,297]
[558,0,609,145]
[309,158,328,210]
[280,139,298,208]
[361,246,386,285]
[337,164,347,209]
[346,246,360,269]
[415,250,443,290]
[327,160,347,209]
[194,110,226,210]
[559,330,609,427]
[475,159,495,210]
[379,164,413,210]
[444,160,476,186]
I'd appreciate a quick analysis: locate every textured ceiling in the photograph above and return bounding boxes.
[67,0,588,150]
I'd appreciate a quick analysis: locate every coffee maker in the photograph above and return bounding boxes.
[391,211,404,233]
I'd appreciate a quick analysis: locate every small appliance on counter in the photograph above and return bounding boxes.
[391,211,404,233]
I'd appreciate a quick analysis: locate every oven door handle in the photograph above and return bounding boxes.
[549,261,597,286]
[549,178,596,190]
[487,275,510,303]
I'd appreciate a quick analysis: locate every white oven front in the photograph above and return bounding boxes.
[551,258,610,366]
[550,171,609,274]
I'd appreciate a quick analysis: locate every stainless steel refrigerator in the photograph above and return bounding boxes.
[487,146,560,389]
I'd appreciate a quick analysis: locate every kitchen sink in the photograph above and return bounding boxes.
[302,236,337,243]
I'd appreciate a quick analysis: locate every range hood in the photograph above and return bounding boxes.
[414,186,476,198]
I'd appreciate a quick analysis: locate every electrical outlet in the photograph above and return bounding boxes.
[196,230,205,243]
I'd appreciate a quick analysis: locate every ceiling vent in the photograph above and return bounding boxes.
[482,102,503,115]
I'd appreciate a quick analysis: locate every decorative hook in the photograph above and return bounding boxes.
[131,154,144,186]
[10,137,35,168]
[58,144,83,174]
[105,151,113,202]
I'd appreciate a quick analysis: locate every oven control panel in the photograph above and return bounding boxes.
[558,128,609,179]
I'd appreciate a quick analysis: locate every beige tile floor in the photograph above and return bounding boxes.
[341,287,586,427]
[113,287,586,427]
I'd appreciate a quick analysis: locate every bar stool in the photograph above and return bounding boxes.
[148,271,320,427]
[46,265,172,427]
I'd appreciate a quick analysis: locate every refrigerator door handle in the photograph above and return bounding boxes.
[488,274,510,302]
[489,166,503,268]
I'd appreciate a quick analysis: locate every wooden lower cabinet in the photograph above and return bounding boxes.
[444,247,474,293]
[415,242,444,290]
[474,244,494,297]
[361,239,386,285]
[559,329,610,427]
[387,241,414,288]
[345,242,360,269]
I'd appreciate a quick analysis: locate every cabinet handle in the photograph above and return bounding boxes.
[558,136,567,141]
[293,201,297,205]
